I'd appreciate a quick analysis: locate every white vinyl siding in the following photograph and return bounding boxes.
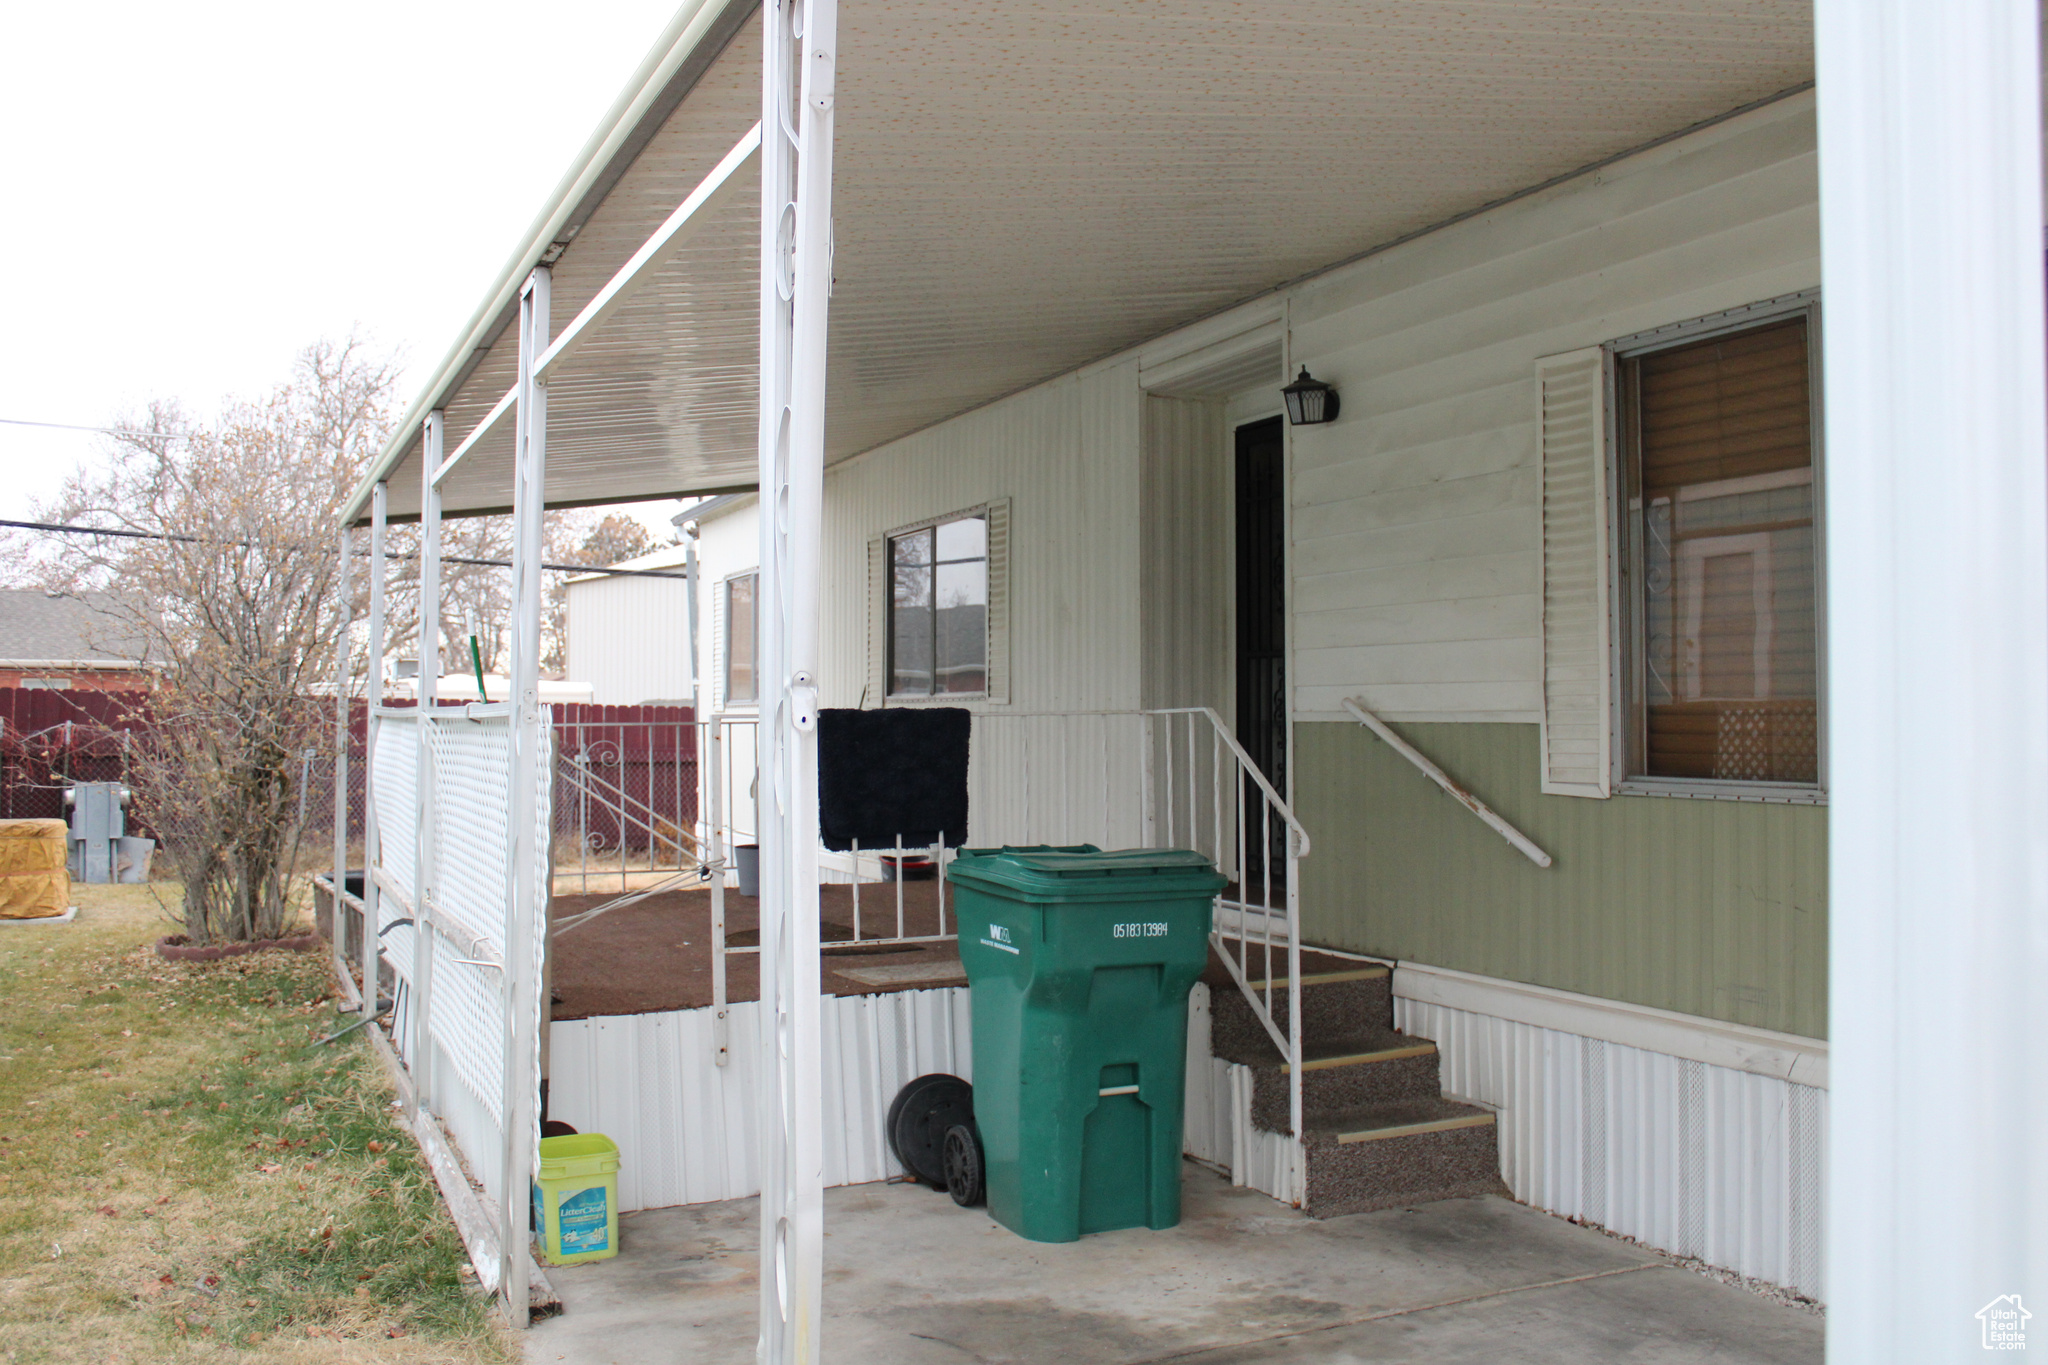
[866,535,887,707]
[708,583,725,710]
[689,499,760,715]
[1139,394,1231,713]
[1285,92,1817,724]
[808,93,1816,800]
[1536,347,1614,798]
[825,364,1139,717]
[563,569,691,707]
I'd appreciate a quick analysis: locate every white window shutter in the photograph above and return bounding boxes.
[709,584,725,711]
[985,498,1011,704]
[866,535,887,707]
[1536,347,1614,798]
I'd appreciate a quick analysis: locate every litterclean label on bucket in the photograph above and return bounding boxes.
[557,1186,610,1253]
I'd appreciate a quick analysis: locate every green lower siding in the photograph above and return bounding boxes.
[1294,722,1827,1039]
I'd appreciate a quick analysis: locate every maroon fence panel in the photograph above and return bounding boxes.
[549,704,698,856]
[0,691,703,865]
[0,689,150,822]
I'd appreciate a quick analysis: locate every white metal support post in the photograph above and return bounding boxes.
[414,412,446,1107]
[1279,303,1304,1208]
[364,483,389,1026]
[756,0,835,1358]
[331,528,353,1000]
[1816,2,2048,1358]
[501,269,551,1327]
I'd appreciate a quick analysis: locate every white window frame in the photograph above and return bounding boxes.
[871,499,1010,707]
[717,568,760,710]
[1607,290,1827,804]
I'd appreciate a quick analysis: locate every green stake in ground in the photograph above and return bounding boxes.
[947,845,1225,1243]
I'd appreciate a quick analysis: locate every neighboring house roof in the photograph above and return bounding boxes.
[675,493,749,530]
[564,495,754,586]
[0,590,149,668]
[564,542,693,588]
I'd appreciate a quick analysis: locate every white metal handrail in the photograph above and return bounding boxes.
[1143,705,1308,1188]
[1340,697,1551,868]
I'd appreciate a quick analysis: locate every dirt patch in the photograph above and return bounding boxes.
[547,880,961,1019]
[546,881,1377,1021]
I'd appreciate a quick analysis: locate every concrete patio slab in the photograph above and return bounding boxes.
[524,1164,1821,1364]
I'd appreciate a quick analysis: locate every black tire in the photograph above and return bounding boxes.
[942,1123,984,1207]
[885,1074,974,1188]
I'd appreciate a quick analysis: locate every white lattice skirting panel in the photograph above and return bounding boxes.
[366,709,552,1216]
[1395,967,1827,1300]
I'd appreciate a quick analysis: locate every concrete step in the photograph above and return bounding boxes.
[1207,962,1392,1057]
[1216,1028,1445,1133]
[1301,1099,1506,1219]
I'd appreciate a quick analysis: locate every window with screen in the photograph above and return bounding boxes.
[889,514,988,697]
[1619,312,1819,786]
[724,572,757,704]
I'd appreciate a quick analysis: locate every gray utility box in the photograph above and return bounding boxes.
[65,782,153,884]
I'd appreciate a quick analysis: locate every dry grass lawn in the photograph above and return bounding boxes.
[0,884,515,1365]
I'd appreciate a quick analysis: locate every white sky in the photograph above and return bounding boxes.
[0,0,690,537]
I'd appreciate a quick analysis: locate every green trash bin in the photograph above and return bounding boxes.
[948,844,1225,1243]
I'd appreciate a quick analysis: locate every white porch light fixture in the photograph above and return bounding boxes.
[1281,366,1340,425]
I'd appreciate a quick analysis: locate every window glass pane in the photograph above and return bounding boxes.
[1626,316,1817,784]
[935,557,987,693]
[935,514,987,693]
[889,516,989,697]
[725,574,757,703]
[935,515,985,563]
[890,528,934,695]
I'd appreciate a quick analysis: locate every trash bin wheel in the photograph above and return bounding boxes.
[942,1123,984,1207]
[886,1073,974,1189]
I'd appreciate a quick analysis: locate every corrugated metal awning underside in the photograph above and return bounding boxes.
[377,0,1812,521]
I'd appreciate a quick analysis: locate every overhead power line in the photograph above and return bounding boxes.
[0,518,688,580]
[0,417,194,441]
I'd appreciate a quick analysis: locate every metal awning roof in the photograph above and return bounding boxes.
[347,0,1812,524]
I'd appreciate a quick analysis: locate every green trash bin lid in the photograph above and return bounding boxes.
[946,844,1226,899]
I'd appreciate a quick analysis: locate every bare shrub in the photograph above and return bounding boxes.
[36,339,396,943]
[9,339,675,942]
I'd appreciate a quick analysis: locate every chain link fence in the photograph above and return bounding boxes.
[2,693,709,893]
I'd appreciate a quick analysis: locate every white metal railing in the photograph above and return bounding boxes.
[1340,696,1550,868]
[552,716,706,894]
[516,704,1310,1172]
[695,706,1312,1173]
[704,714,759,1064]
[1144,706,1310,1165]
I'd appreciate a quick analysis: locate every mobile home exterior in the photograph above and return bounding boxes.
[801,88,1826,1293]
[335,1,2048,1353]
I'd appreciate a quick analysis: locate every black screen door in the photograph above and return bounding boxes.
[1235,417,1287,876]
